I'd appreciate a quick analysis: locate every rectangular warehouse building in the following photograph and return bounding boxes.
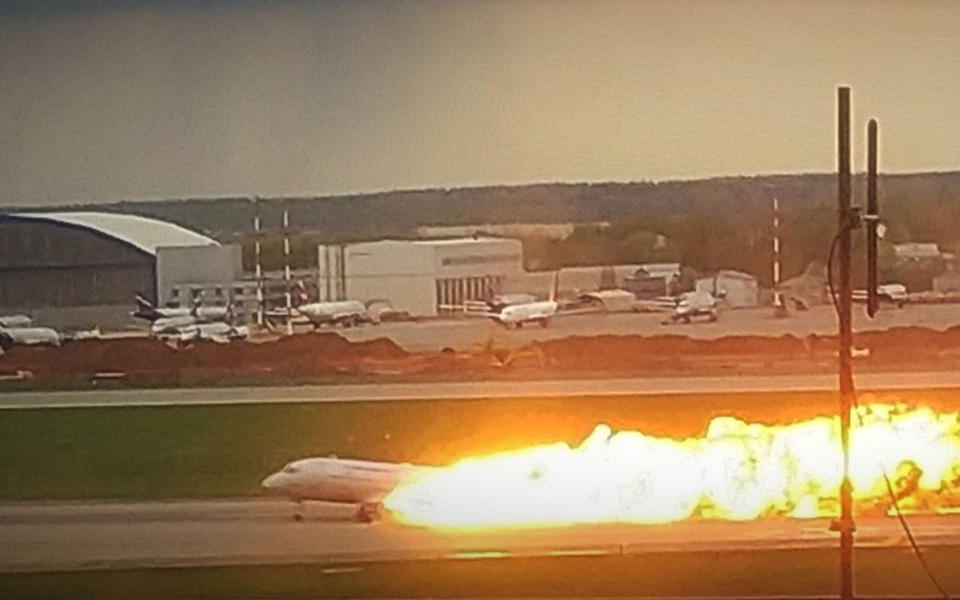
[317,238,524,317]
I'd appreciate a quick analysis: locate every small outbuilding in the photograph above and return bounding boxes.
[695,270,759,308]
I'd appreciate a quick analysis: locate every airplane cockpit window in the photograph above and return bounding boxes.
[282,464,298,474]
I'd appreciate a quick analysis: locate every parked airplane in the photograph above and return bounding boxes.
[132,294,242,341]
[486,293,536,313]
[0,314,33,328]
[852,283,908,309]
[0,326,61,349]
[296,300,373,328]
[261,456,434,522]
[263,281,376,329]
[165,322,250,345]
[133,294,231,323]
[489,271,561,329]
[662,290,723,324]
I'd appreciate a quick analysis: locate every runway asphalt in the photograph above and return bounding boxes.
[4,370,960,408]
[3,499,960,573]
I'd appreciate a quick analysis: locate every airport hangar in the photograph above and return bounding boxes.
[0,212,240,329]
[317,237,525,317]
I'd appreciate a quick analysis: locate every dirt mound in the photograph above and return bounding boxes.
[0,333,408,383]
[855,325,960,359]
[5,325,960,388]
[2,338,174,375]
[531,334,810,370]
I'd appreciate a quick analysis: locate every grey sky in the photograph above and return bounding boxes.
[1,0,958,206]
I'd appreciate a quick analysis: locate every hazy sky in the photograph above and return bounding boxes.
[1,0,958,206]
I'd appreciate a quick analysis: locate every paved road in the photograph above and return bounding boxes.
[3,499,960,572]
[4,370,960,409]
[339,304,960,352]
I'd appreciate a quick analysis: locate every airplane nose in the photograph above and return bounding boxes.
[261,473,280,490]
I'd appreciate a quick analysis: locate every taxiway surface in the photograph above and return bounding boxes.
[4,499,960,573]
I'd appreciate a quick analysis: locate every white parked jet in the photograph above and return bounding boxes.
[662,290,723,324]
[0,326,61,349]
[166,322,250,345]
[133,295,243,341]
[489,271,560,329]
[133,294,231,324]
[296,300,373,328]
[261,456,434,522]
[0,314,33,328]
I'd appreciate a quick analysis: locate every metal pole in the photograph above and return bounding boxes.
[773,196,781,294]
[773,196,786,316]
[254,198,264,327]
[283,206,293,336]
[836,85,856,600]
[866,120,879,318]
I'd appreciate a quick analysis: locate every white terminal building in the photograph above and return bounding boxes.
[317,237,524,317]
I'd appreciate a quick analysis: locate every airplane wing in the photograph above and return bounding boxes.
[461,310,503,320]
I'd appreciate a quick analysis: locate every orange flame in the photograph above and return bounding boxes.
[384,403,960,529]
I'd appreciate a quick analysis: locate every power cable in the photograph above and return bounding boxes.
[826,224,951,599]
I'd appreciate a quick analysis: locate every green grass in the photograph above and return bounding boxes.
[3,388,960,500]
[2,548,959,600]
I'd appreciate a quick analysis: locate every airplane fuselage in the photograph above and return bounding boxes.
[0,326,61,347]
[262,457,433,521]
[297,301,370,327]
[0,315,32,328]
[495,300,558,328]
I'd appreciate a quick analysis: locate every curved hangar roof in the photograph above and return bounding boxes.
[7,212,219,256]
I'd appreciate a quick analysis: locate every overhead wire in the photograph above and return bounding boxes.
[825,222,952,600]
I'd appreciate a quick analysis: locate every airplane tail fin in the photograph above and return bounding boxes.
[133,294,158,320]
[549,270,560,303]
[135,294,154,312]
[189,292,203,317]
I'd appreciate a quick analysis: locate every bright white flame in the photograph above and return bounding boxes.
[384,403,960,529]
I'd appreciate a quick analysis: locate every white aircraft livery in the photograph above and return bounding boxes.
[0,326,61,348]
[133,295,243,342]
[296,300,372,328]
[663,290,722,324]
[0,314,32,328]
[490,271,560,329]
[133,294,231,324]
[261,457,434,522]
[170,322,250,344]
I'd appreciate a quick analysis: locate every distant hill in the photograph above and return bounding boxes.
[5,171,960,285]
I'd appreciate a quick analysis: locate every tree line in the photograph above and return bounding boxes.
[14,171,960,287]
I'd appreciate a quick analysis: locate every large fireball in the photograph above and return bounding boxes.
[384,403,960,529]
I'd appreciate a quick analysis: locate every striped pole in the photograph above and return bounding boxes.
[773,196,782,307]
[283,206,293,336]
[254,198,264,327]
